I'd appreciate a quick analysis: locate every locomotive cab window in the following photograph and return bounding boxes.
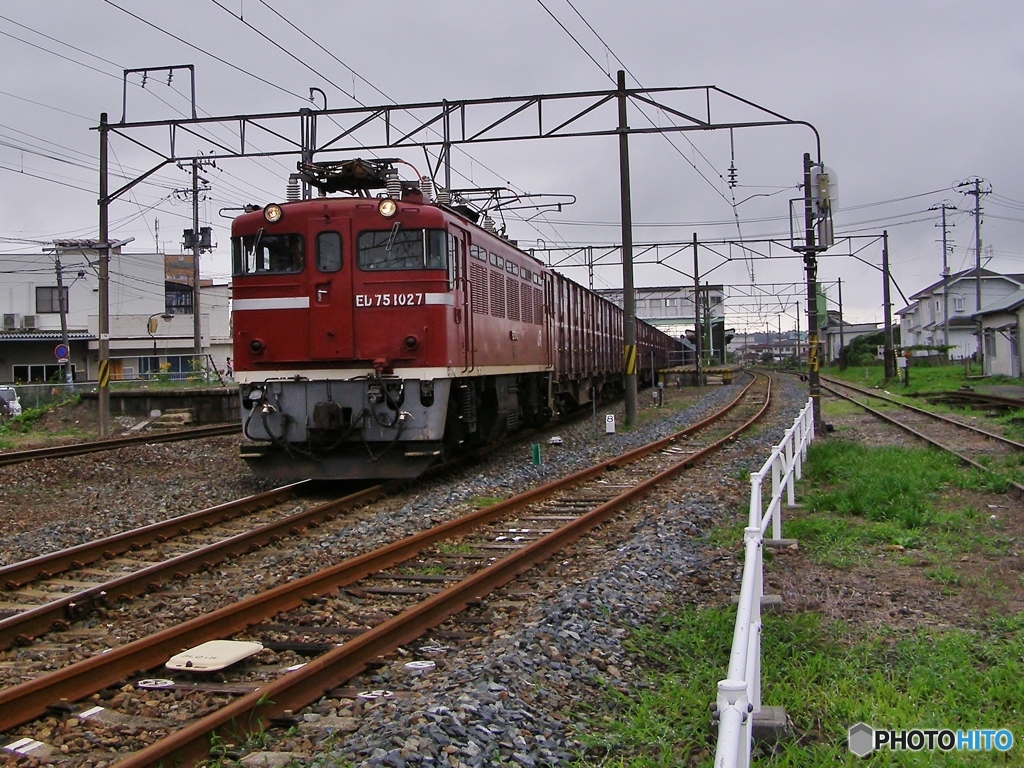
[316,232,342,272]
[357,228,447,271]
[232,232,304,275]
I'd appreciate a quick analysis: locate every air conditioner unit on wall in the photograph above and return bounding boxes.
[21,315,37,329]
[3,313,22,330]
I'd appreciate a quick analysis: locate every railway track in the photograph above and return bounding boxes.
[0,422,241,467]
[0,480,399,652]
[0,373,770,767]
[821,375,1024,493]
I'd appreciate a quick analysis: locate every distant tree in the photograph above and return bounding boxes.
[840,331,886,369]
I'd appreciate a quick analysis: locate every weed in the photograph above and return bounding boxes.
[469,495,503,508]
[436,540,474,555]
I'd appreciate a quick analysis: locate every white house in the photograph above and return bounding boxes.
[976,289,1023,378]
[898,268,1024,360]
[0,242,231,383]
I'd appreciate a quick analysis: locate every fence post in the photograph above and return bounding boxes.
[748,473,762,529]
[784,431,796,508]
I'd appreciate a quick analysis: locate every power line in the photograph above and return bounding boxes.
[100,0,308,102]
[0,27,118,81]
[206,0,357,101]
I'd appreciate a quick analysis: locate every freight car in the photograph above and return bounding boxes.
[231,159,679,479]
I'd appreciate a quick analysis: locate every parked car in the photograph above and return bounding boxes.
[0,386,22,418]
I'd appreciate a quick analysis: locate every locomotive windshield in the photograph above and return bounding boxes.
[232,232,304,275]
[357,228,447,271]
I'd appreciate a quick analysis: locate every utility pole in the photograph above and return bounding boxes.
[790,299,798,362]
[837,277,845,362]
[177,157,215,371]
[882,231,895,380]
[54,253,71,385]
[98,113,111,438]
[930,202,957,356]
[778,313,782,362]
[800,153,823,431]
[956,178,990,369]
[191,159,202,360]
[616,70,637,425]
[692,233,701,383]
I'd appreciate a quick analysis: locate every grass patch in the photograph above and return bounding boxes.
[786,442,1012,565]
[801,440,1005,525]
[825,363,986,395]
[578,608,1024,766]
[435,540,474,555]
[0,395,81,439]
[469,495,503,508]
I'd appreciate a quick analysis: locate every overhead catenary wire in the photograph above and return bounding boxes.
[0,9,297,241]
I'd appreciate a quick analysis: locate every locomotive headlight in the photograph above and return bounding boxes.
[263,204,283,223]
[378,198,398,218]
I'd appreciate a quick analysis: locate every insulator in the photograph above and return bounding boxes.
[482,215,497,234]
[386,171,402,200]
[436,188,451,206]
[286,177,300,201]
[419,175,434,202]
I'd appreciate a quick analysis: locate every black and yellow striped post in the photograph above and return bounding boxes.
[624,344,637,376]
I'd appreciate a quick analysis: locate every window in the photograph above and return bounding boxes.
[665,298,677,307]
[985,330,997,359]
[490,252,504,269]
[954,297,965,312]
[36,286,68,314]
[505,261,519,276]
[357,229,447,271]
[232,233,304,275]
[521,267,532,282]
[649,299,663,309]
[471,245,487,262]
[447,232,462,289]
[12,363,75,383]
[316,232,342,272]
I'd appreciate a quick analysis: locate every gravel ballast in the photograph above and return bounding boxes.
[0,374,810,767]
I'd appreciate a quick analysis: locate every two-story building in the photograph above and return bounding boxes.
[0,242,231,384]
[897,268,1024,360]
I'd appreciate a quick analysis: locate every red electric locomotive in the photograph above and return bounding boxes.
[231,159,679,479]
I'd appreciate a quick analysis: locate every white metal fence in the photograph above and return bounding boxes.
[713,398,815,768]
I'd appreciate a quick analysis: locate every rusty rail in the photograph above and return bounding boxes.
[0,374,770,759]
[0,423,241,467]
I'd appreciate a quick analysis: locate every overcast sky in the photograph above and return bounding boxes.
[2,1,1023,332]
